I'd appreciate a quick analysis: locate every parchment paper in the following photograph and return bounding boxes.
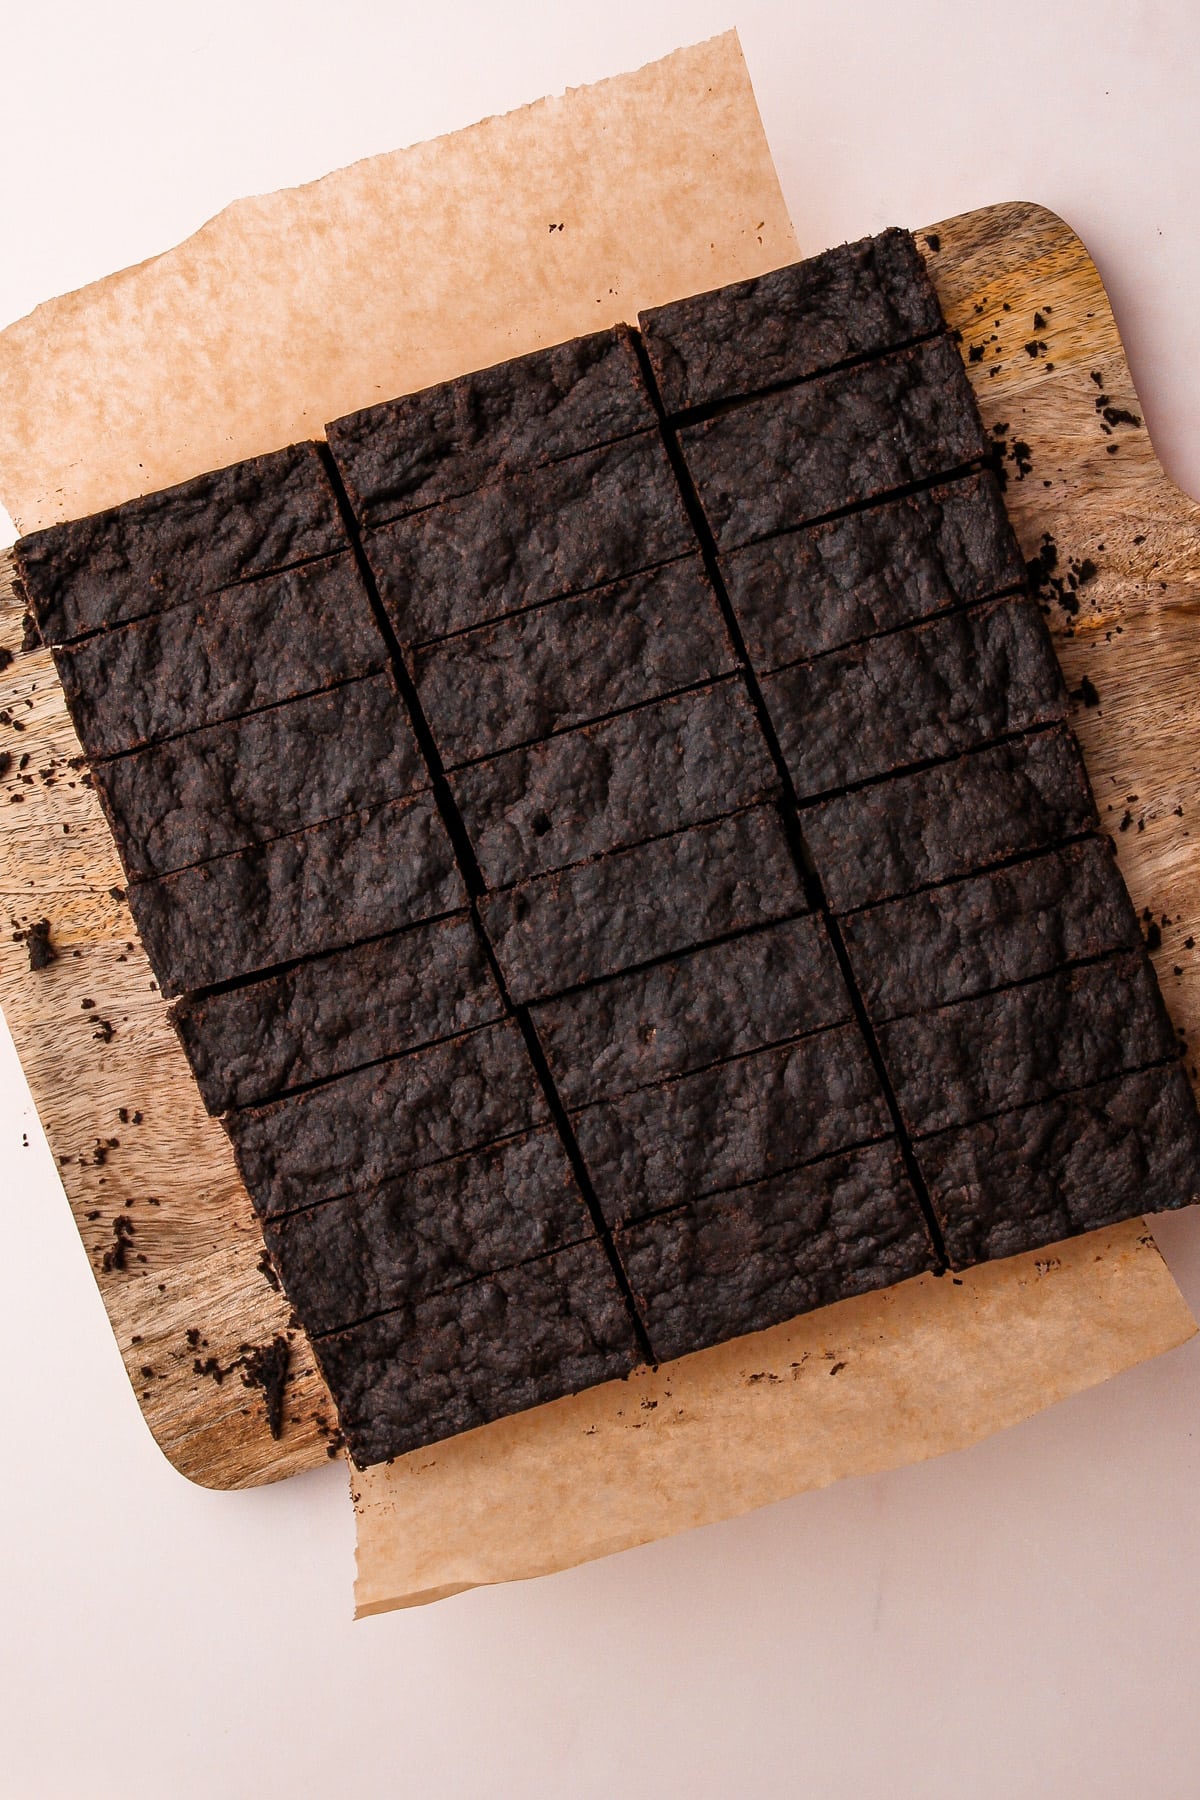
[0,32,1192,1611]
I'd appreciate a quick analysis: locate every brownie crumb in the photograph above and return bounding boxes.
[20,612,40,651]
[256,1247,281,1292]
[0,646,12,674]
[240,1336,290,1439]
[924,233,941,252]
[101,1214,135,1273]
[17,918,56,970]
[1073,675,1101,707]
[1146,921,1163,951]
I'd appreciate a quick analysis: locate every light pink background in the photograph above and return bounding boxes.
[2,6,1200,1795]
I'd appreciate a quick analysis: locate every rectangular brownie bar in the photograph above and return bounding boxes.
[262,1128,594,1337]
[841,839,1141,1024]
[677,336,989,550]
[918,1062,1200,1269]
[615,1141,935,1363]
[226,1020,548,1218]
[572,1024,890,1229]
[450,681,778,889]
[480,804,807,1004]
[14,442,345,644]
[638,229,942,416]
[172,911,502,1114]
[312,1239,641,1467]
[127,793,464,996]
[363,432,695,646]
[804,727,1098,914]
[326,327,655,525]
[411,556,735,767]
[881,951,1178,1138]
[53,553,386,760]
[721,471,1024,670]
[763,597,1066,801]
[93,674,427,882]
[531,914,850,1108]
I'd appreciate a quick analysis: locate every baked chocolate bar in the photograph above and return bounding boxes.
[262,1128,594,1336]
[15,443,345,644]
[480,804,806,1004]
[327,327,655,525]
[616,1141,935,1362]
[128,794,464,995]
[92,675,426,881]
[573,1024,890,1228]
[312,1240,641,1466]
[804,727,1098,914]
[451,681,778,889]
[841,839,1141,1023]
[226,1020,547,1219]
[531,914,849,1108]
[364,432,694,646]
[764,597,1066,800]
[410,556,734,766]
[721,470,1024,669]
[639,228,941,416]
[172,911,502,1113]
[678,337,989,550]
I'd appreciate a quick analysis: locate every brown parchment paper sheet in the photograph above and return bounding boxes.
[0,32,1192,1604]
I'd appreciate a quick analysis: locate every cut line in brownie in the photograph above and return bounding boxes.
[226,1020,548,1220]
[479,804,808,1004]
[677,336,989,551]
[313,1239,642,1468]
[763,597,1066,801]
[92,674,427,882]
[881,950,1179,1138]
[410,556,735,767]
[172,911,502,1114]
[531,914,851,1109]
[14,442,346,645]
[262,1128,596,1338]
[638,229,942,417]
[721,470,1024,670]
[52,553,388,761]
[841,839,1142,1024]
[615,1140,936,1363]
[127,794,464,996]
[326,327,656,526]
[918,1062,1200,1269]
[450,680,779,889]
[362,431,695,647]
[572,1024,891,1229]
[804,727,1099,914]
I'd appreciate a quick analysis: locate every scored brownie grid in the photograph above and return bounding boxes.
[16,227,1200,1467]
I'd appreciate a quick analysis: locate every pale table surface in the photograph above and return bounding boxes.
[2,4,1199,1796]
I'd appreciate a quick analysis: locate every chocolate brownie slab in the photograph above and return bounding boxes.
[364,432,694,646]
[764,597,1066,800]
[94,674,426,881]
[882,951,1178,1137]
[573,1024,890,1228]
[411,557,734,766]
[615,1141,935,1362]
[313,1239,641,1466]
[53,553,386,759]
[804,727,1098,913]
[326,327,655,525]
[262,1129,594,1336]
[128,794,464,995]
[15,443,345,644]
[172,912,501,1114]
[451,681,778,889]
[227,1020,547,1218]
[678,336,989,550]
[919,1062,1200,1268]
[531,914,849,1107]
[842,839,1141,1023]
[480,804,806,1003]
[639,229,942,416]
[722,471,1024,669]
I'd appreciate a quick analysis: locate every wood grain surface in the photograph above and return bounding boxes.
[1,199,1196,1488]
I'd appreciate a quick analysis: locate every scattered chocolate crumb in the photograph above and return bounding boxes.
[0,647,11,674]
[109,886,126,903]
[80,997,95,1010]
[829,1361,847,1376]
[1033,310,1047,330]
[0,751,10,778]
[101,1214,135,1273]
[1186,938,1195,950]
[186,1327,202,1348]
[1072,675,1101,707]
[256,1247,281,1292]
[968,344,985,363]
[1118,811,1132,832]
[93,1019,115,1043]
[1103,405,1141,428]
[118,1107,129,1124]
[1146,921,1163,951]
[16,918,56,970]
[240,1336,291,1439]
[924,233,941,252]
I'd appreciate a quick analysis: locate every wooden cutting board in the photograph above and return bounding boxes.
[2,198,1197,1489]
